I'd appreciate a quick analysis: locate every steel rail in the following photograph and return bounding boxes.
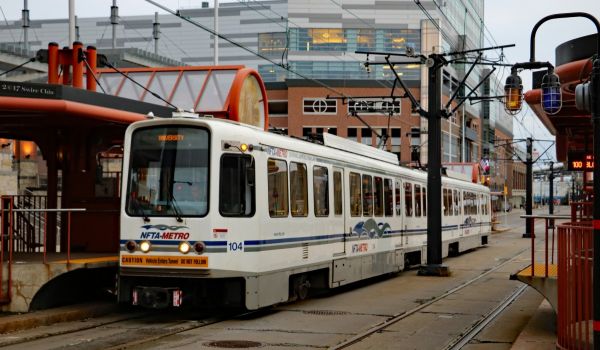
[330,241,536,349]
[445,284,529,350]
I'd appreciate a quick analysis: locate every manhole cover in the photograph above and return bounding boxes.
[206,340,262,348]
[302,310,349,316]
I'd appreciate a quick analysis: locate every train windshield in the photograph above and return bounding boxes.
[126,126,210,218]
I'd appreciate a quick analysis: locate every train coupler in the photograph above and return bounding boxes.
[132,286,183,308]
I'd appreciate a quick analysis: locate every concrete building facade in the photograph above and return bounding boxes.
[0,0,518,205]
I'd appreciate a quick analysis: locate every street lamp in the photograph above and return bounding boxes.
[541,67,562,115]
[504,68,523,114]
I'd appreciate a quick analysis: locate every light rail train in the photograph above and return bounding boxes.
[117,116,491,309]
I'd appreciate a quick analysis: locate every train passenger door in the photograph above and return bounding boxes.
[332,167,346,255]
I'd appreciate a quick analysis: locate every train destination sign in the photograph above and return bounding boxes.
[567,152,594,171]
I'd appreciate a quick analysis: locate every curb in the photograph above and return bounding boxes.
[0,302,118,334]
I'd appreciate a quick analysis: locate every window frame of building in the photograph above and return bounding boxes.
[258,32,287,57]
[303,98,337,115]
[348,98,401,116]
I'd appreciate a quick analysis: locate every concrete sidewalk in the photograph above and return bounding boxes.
[0,302,117,334]
[511,300,556,349]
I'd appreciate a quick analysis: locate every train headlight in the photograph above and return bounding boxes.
[193,241,206,254]
[240,143,249,152]
[125,240,137,252]
[139,240,151,253]
[179,241,191,254]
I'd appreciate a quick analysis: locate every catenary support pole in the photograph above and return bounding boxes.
[419,54,448,276]
[524,137,533,238]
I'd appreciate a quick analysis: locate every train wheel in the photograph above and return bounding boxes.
[294,275,311,300]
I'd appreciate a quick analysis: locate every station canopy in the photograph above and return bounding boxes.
[95,65,269,129]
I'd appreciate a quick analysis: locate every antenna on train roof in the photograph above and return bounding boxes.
[172,109,200,119]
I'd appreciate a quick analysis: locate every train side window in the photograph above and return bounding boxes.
[362,175,373,216]
[384,178,393,217]
[219,154,255,217]
[395,179,402,216]
[422,186,427,217]
[290,162,308,217]
[453,189,460,216]
[443,189,450,216]
[350,172,362,216]
[313,166,329,217]
[268,158,289,217]
[414,184,421,217]
[334,171,343,215]
[374,176,383,216]
[480,194,485,215]
[404,182,413,217]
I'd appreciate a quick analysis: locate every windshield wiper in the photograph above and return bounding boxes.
[132,198,150,222]
[168,191,184,222]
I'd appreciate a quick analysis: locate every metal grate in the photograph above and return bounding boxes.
[302,309,349,316]
[302,242,308,259]
[206,340,262,348]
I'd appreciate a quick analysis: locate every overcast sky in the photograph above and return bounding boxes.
[1,0,599,161]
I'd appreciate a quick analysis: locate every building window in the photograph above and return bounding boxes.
[303,98,337,114]
[305,28,347,51]
[347,128,358,142]
[391,128,401,153]
[258,32,287,56]
[348,98,401,116]
[361,128,372,146]
[268,100,288,116]
[356,29,375,51]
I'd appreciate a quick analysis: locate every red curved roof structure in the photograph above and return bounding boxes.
[524,58,593,161]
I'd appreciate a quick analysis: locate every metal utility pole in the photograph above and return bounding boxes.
[214,0,219,65]
[548,161,554,228]
[68,0,75,47]
[22,0,30,53]
[111,0,119,49]
[524,137,533,238]
[75,15,80,42]
[153,12,160,55]
[419,54,448,276]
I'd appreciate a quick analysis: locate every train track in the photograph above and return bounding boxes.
[0,307,258,349]
[330,245,532,350]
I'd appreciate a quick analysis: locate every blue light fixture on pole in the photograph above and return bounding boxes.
[541,67,562,115]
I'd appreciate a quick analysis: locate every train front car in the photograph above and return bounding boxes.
[118,118,255,309]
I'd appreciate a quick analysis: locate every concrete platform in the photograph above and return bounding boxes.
[510,264,557,311]
[510,300,556,350]
[1,253,117,313]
